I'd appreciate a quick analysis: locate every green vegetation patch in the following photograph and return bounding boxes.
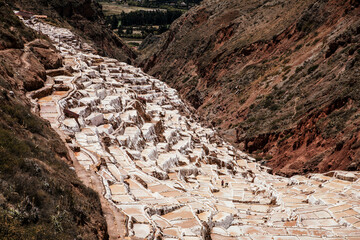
[106,10,182,39]
[0,93,106,239]
[1,101,44,134]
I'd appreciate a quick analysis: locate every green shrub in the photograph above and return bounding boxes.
[295,44,303,51]
[282,58,290,64]
[307,64,319,74]
[295,65,304,73]
[182,76,190,83]
[0,102,43,134]
[283,65,291,73]
[269,103,279,111]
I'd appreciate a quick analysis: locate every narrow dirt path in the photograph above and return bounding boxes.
[20,45,31,69]
[68,149,127,240]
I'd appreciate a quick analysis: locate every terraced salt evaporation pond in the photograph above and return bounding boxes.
[24,19,360,240]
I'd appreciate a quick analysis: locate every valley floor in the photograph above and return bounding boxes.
[24,19,360,239]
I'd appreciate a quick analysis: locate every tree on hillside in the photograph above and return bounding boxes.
[110,15,119,29]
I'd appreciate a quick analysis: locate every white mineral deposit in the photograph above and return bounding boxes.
[24,19,360,240]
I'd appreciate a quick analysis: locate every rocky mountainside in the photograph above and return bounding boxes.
[0,1,108,238]
[2,0,360,238]
[9,0,136,63]
[137,0,360,176]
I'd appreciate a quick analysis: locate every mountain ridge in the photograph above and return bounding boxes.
[137,0,360,176]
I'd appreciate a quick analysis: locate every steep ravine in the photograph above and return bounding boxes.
[2,0,360,238]
[21,16,360,240]
[137,0,360,176]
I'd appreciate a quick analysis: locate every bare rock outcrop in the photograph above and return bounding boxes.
[28,39,63,69]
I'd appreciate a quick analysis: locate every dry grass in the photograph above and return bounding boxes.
[100,2,164,15]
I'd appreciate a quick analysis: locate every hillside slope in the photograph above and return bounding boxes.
[137,0,360,176]
[9,0,136,63]
[0,1,108,238]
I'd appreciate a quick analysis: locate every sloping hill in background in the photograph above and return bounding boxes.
[137,0,360,176]
[0,1,108,238]
[9,0,136,63]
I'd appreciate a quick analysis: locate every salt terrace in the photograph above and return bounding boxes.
[24,19,360,239]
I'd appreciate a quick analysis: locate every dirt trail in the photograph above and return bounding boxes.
[69,149,127,240]
[20,45,31,69]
